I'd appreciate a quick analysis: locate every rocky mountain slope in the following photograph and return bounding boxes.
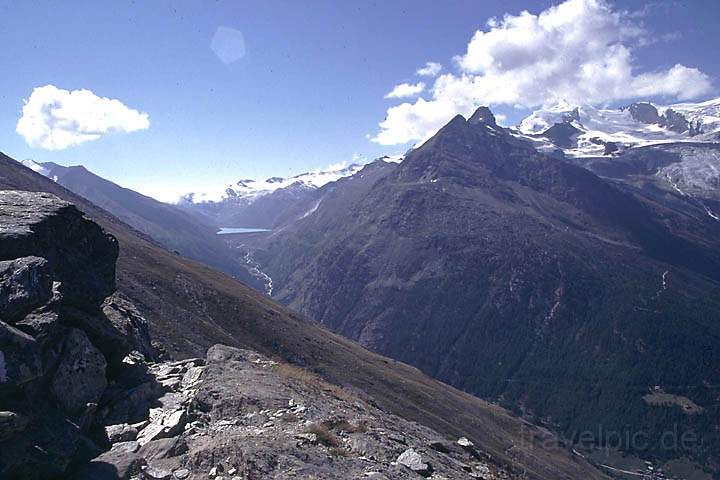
[80,344,514,480]
[253,107,720,472]
[0,153,607,479]
[20,160,264,291]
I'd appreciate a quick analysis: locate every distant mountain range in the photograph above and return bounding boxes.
[176,157,404,229]
[178,96,720,229]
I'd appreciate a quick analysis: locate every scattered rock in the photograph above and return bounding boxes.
[429,439,451,453]
[112,441,141,454]
[397,448,432,477]
[173,468,190,479]
[105,423,139,444]
[75,443,146,480]
[137,422,167,446]
[457,437,474,448]
[295,432,318,444]
[139,436,188,461]
[136,409,187,446]
[143,465,173,479]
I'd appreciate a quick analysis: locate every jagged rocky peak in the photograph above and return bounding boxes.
[467,105,497,127]
[627,101,661,124]
[624,101,697,134]
[541,122,583,149]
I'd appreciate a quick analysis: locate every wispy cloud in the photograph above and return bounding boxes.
[372,0,712,145]
[16,85,149,150]
[416,62,442,77]
[384,82,426,99]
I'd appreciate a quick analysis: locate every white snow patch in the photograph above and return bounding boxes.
[21,159,49,176]
[300,197,323,219]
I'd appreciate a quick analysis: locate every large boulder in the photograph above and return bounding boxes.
[0,408,86,479]
[51,328,108,414]
[0,256,52,322]
[59,294,155,378]
[0,191,118,309]
[74,440,145,480]
[206,344,251,364]
[0,319,42,388]
[101,292,155,362]
[397,448,432,477]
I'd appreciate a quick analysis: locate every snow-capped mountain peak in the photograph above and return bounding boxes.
[515,96,720,158]
[182,155,404,205]
[518,100,581,134]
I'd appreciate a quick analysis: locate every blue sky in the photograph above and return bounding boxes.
[1,0,718,201]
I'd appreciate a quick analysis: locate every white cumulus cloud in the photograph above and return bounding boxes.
[16,85,150,150]
[372,0,712,145]
[384,82,426,99]
[416,62,442,77]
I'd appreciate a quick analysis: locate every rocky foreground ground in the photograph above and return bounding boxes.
[79,344,505,480]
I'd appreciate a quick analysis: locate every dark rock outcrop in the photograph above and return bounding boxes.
[626,102,699,134]
[0,191,118,308]
[0,319,42,387]
[541,122,582,148]
[628,102,662,124]
[51,328,108,414]
[0,190,157,479]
